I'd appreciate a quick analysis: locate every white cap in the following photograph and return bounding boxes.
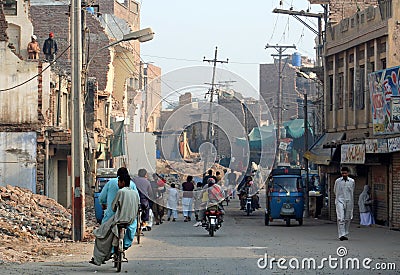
[31,35,37,40]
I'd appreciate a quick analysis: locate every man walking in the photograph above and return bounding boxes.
[134,169,153,227]
[334,166,355,241]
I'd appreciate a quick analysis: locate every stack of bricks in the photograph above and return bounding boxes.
[0,0,8,41]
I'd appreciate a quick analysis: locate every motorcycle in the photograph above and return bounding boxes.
[245,193,253,216]
[241,187,259,216]
[202,205,223,237]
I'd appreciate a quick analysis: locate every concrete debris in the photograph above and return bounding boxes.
[0,184,97,263]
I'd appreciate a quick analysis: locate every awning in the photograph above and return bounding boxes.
[304,132,345,165]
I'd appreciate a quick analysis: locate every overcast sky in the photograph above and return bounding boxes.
[140,0,323,92]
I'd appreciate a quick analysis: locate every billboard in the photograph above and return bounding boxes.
[368,66,400,135]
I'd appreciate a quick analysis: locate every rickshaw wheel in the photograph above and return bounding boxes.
[298,218,303,226]
[285,218,290,227]
[264,213,269,226]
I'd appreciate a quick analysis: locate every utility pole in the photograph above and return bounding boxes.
[272,8,324,66]
[265,44,296,165]
[71,0,85,241]
[203,47,228,171]
[304,91,309,217]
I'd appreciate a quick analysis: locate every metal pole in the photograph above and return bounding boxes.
[71,0,84,241]
[277,50,282,163]
[304,92,309,218]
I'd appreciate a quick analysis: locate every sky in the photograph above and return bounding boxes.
[140,0,323,93]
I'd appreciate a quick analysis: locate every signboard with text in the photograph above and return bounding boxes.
[365,139,388,153]
[388,137,400,152]
[341,144,366,164]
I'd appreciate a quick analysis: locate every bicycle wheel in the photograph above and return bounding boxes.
[116,251,122,272]
[136,209,142,244]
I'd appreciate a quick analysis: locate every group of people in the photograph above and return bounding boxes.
[27,32,58,61]
[90,167,165,266]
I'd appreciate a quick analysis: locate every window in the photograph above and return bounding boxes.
[337,73,344,109]
[3,0,17,15]
[381,58,387,70]
[356,66,365,110]
[270,177,302,192]
[130,1,139,13]
[349,68,354,108]
[329,75,334,111]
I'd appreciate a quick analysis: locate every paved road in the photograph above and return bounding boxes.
[2,194,400,274]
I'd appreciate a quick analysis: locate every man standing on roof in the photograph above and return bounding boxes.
[43,32,58,62]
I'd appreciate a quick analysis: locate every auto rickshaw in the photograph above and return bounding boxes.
[265,167,304,226]
[93,168,118,223]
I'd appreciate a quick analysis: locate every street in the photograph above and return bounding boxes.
[2,193,400,275]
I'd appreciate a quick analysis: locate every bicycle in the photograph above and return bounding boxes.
[113,222,129,272]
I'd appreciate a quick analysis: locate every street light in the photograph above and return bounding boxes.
[86,27,155,70]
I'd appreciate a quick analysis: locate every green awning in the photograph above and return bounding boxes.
[283,119,313,139]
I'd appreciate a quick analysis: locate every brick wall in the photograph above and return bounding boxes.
[30,5,112,91]
[392,153,400,229]
[0,1,8,41]
[329,0,378,25]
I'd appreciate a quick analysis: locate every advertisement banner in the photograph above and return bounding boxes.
[365,139,388,153]
[388,137,400,152]
[341,144,365,164]
[368,66,400,135]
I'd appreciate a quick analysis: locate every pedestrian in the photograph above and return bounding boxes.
[358,184,375,227]
[166,183,179,222]
[182,175,195,222]
[27,35,40,60]
[150,173,166,225]
[227,169,237,199]
[193,182,203,221]
[98,167,139,250]
[133,168,153,228]
[334,166,355,241]
[42,32,58,62]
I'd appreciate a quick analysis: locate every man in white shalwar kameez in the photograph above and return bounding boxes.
[334,166,355,241]
[90,174,139,266]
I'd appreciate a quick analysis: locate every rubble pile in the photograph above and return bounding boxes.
[0,185,72,241]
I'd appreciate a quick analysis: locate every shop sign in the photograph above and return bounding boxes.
[388,137,400,152]
[341,144,365,164]
[365,139,388,153]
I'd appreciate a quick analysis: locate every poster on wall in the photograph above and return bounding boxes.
[388,137,400,152]
[341,144,366,164]
[365,139,388,153]
[368,65,400,135]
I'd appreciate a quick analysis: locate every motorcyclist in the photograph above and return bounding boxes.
[238,176,260,211]
[193,178,225,227]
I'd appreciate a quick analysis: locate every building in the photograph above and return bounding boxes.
[305,0,400,228]
[0,0,71,206]
[0,0,154,208]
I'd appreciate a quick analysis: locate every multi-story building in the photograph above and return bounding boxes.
[306,0,400,228]
[0,0,154,208]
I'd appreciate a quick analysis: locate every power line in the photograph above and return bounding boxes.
[0,45,71,92]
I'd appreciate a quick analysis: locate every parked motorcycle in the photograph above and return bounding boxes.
[202,205,223,237]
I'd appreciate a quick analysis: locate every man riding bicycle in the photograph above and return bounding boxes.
[90,173,139,266]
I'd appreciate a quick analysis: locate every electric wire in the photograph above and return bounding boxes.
[0,45,71,92]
